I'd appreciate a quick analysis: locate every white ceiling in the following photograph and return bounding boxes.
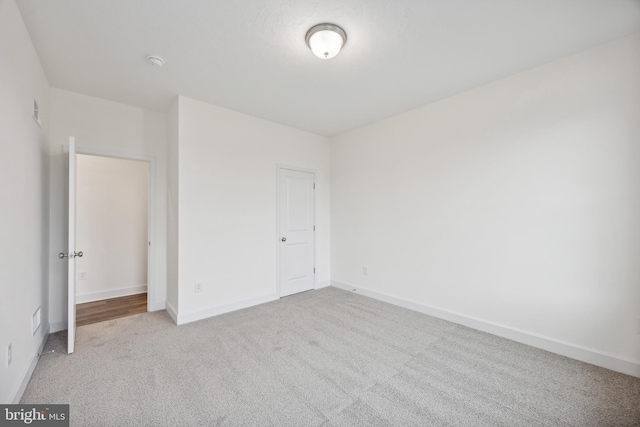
[17,0,640,137]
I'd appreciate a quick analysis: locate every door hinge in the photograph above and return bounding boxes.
[314,268,316,274]
[313,183,316,189]
[313,225,315,231]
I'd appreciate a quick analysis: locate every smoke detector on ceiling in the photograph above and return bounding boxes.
[146,55,165,67]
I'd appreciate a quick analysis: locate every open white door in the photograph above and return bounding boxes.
[278,168,315,297]
[67,137,77,354]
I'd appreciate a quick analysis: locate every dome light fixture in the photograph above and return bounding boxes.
[305,23,347,59]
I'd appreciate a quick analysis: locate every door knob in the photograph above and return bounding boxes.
[281,237,287,242]
[59,251,84,259]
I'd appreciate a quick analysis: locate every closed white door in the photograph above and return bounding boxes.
[278,168,315,297]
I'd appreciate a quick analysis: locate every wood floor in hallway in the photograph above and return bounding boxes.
[76,293,147,326]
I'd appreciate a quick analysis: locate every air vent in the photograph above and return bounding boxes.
[33,306,41,335]
[33,99,42,127]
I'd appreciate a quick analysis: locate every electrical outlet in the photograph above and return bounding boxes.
[78,271,87,281]
[195,282,203,293]
[7,343,12,367]
[363,266,368,275]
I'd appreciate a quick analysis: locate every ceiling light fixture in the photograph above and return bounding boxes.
[305,23,347,59]
[146,55,165,67]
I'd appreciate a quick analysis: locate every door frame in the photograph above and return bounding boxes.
[276,164,317,298]
[68,145,157,312]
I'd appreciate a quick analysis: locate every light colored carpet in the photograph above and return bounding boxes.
[22,287,640,426]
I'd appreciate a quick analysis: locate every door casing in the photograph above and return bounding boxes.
[66,144,157,322]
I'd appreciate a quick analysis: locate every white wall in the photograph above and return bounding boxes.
[0,0,50,403]
[174,96,330,322]
[331,33,640,372]
[49,89,167,331]
[166,98,179,318]
[75,155,148,303]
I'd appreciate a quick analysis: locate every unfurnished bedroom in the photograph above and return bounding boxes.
[1,0,640,425]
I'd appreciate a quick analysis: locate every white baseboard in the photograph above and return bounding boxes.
[176,293,279,325]
[11,326,50,404]
[165,301,178,325]
[315,280,331,289]
[331,280,640,378]
[49,320,66,334]
[76,285,147,304]
[148,300,166,312]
